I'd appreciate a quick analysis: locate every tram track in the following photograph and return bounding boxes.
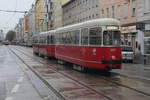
[8,47,67,100]
[10,46,150,100]
[19,46,150,83]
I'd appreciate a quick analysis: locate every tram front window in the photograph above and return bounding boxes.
[103,31,121,46]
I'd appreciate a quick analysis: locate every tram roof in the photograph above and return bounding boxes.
[37,18,120,35]
[56,18,120,32]
[39,30,56,36]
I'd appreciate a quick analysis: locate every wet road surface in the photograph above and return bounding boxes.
[6,45,150,100]
[0,45,61,100]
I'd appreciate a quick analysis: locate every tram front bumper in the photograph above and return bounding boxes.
[102,60,122,64]
[101,60,122,69]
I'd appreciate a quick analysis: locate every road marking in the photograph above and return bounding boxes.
[5,97,13,100]
[11,84,20,93]
[18,77,24,83]
[134,76,150,81]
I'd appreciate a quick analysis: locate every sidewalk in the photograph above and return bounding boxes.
[134,53,150,65]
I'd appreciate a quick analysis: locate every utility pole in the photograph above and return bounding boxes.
[46,2,49,31]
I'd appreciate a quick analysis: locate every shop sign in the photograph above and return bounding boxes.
[121,27,128,33]
[121,25,137,33]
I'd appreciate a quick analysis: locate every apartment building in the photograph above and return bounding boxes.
[45,0,54,30]
[53,0,70,28]
[62,0,100,26]
[35,0,47,33]
[45,0,69,30]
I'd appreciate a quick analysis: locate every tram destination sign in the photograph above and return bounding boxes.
[106,26,119,30]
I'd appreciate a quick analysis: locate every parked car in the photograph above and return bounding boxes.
[121,45,134,63]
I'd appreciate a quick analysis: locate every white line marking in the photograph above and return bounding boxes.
[5,97,13,100]
[18,77,24,83]
[11,84,20,93]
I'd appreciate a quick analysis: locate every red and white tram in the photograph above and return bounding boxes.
[32,34,39,55]
[33,18,122,71]
[33,30,55,58]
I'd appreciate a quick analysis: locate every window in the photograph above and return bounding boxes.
[89,27,102,45]
[123,3,128,18]
[39,36,46,44]
[50,35,55,44]
[102,9,104,17]
[112,6,115,18]
[106,8,109,17]
[81,28,89,45]
[132,0,136,16]
[132,8,136,17]
[103,31,121,46]
[117,5,121,19]
[60,30,80,45]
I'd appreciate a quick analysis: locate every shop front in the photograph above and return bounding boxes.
[144,30,150,55]
[121,25,138,53]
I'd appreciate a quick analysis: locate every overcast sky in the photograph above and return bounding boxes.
[0,0,35,34]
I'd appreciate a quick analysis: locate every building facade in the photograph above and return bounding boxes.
[24,5,36,45]
[45,0,54,30]
[35,0,47,33]
[15,18,24,43]
[53,0,70,28]
[63,0,100,26]
[137,0,150,55]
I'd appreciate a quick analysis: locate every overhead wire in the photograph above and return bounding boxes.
[5,0,18,26]
[0,0,35,32]
[0,9,27,13]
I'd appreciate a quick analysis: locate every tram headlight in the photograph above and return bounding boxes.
[111,55,117,60]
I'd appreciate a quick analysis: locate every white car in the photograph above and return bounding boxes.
[121,45,134,63]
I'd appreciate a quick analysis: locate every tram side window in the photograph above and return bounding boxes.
[51,35,55,44]
[74,30,80,45]
[61,30,80,45]
[66,32,72,44]
[42,37,44,44]
[40,36,46,44]
[32,37,36,44]
[41,37,43,44]
[57,33,62,45]
[47,36,50,44]
[81,28,89,45]
[89,27,102,45]
[45,36,47,44]
[62,32,68,44]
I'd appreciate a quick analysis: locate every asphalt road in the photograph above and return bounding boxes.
[1,45,150,100]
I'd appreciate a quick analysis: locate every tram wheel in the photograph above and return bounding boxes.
[73,64,87,72]
[57,59,66,65]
